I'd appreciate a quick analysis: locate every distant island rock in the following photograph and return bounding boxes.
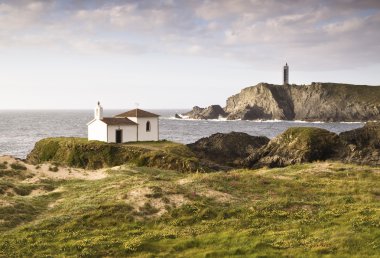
[183,105,227,119]
[183,82,380,122]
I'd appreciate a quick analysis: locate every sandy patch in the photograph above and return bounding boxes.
[28,188,48,197]
[272,175,292,180]
[125,187,188,217]
[109,165,123,171]
[0,199,13,207]
[1,155,108,182]
[48,198,64,208]
[127,187,165,217]
[167,194,189,207]
[199,189,235,203]
[4,188,16,196]
[177,178,193,185]
[24,163,108,181]
[0,155,23,164]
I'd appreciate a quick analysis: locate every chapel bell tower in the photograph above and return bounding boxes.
[95,101,103,120]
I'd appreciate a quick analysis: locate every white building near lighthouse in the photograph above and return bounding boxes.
[87,102,159,143]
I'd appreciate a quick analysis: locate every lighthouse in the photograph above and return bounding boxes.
[283,63,289,85]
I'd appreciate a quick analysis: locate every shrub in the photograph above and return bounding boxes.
[10,163,27,171]
[48,166,59,172]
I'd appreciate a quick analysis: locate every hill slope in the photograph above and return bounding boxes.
[26,138,209,172]
[0,160,379,257]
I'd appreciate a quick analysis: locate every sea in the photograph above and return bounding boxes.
[0,109,364,159]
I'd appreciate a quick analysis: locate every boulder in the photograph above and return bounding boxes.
[245,127,342,168]
[188,132,270,167]
[339,122,380,165]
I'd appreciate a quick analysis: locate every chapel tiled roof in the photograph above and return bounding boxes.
[115,108,160,118]
[101,117,137,126]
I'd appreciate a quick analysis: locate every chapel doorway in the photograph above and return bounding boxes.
[115,129,123,143]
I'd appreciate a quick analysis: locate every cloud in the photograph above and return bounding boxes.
[0,0,379,69]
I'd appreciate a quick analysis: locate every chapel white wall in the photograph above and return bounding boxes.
[88,120,108,142]
[107,125,137,143]
[132,117,159,141]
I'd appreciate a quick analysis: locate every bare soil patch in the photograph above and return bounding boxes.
[0,156,108,182]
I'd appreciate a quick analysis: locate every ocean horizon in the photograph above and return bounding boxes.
[0,109,364,159]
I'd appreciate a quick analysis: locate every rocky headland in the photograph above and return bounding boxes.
[184,82,380,122]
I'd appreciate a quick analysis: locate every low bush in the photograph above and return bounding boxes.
[48,166,59,172]
[10,163,27,171]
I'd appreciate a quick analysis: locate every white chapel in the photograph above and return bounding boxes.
[87,102,159,143]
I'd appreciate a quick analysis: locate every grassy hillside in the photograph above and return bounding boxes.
[320,83,380,104]
[27,138,207,172]
[0,160,379,257]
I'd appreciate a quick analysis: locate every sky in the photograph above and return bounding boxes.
[1,0,380,109]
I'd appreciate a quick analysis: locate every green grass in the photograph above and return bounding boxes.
[0,162,379,257]
[27,138,206,172]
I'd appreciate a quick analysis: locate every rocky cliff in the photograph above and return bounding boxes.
[185,82,380,122]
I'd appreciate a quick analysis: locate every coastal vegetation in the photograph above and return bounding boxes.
[26,123,380,174]
[0,159,379,257]
[1,123,379,256]
[27,138,207,172]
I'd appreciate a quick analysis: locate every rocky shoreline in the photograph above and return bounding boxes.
[181,82,380,122]
[187,122,380,168]
[19,122,380,172]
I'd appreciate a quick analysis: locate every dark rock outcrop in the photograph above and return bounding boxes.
[174,113,182,119]
[339,122,380,166]
[245,127,342,168]
[183,105,227,119]
[188,132,270,167]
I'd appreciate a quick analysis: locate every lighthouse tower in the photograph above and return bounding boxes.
[283,63,289,85]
